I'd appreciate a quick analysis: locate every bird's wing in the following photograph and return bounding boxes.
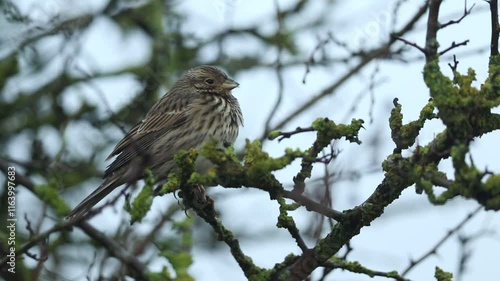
[104,95,190,177]
[106,121,142,160]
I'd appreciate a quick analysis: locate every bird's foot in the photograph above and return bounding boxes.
[178,184,216,218]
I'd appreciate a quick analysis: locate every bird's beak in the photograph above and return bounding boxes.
[222,78,239,90]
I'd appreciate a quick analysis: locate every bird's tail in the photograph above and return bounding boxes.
[66,177,120,220]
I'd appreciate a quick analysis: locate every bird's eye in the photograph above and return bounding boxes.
[205,78,214,85]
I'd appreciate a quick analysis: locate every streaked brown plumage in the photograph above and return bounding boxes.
[67,65,243,219]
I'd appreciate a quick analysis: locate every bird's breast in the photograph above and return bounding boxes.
[194,94,241,145]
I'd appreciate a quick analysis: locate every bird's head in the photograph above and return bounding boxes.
[182,65,239,96]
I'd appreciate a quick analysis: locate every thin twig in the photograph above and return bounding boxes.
[324,260,409,281]
[448,54,459,71]
[302,33,334,84]
[367,63,379,124]
[401,206,482,276]
[456,227,497,281]
[270,126,315,141]
[394,36,426,54]
[439,1,475,29]
[78,221,149,280]
[438,40,470,56]
[282,190,345,222]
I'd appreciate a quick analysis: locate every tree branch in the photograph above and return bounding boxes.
[282,190,345,222]
[179,184,264,279]
[276,125,460,279]
[78,221,150,280]
[325,259,409,281]
[438,40,470,56]
[489,0,499,56]
[0,160,149,280]
[393,36,426,54]
[425,0,443,62]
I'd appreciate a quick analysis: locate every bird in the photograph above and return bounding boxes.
[67,65,243,219]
